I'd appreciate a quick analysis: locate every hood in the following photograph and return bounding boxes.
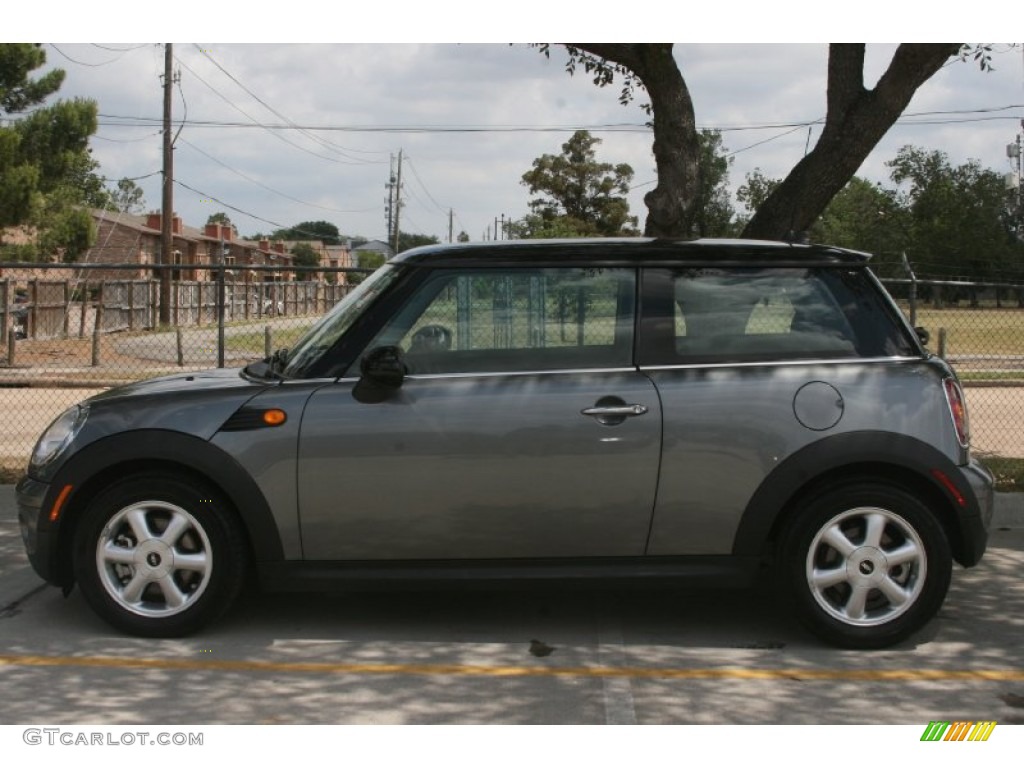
[80,367,272,441]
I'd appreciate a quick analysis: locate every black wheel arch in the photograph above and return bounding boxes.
[41,429,284,589]
[733,431,984,567]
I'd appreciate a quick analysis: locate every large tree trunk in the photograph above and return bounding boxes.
[742,44,961,240]
[567,43,700,237]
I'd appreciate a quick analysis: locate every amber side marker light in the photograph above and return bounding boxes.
[262,409,287,427]
[48,484,74,523]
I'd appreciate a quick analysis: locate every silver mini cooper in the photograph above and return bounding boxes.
[17,239,994,647]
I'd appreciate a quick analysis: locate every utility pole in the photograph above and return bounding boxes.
[391,149,403,254]
[448,209,454,243]
[159,43,174,326]
[385,156,395,246]
[1008,123,1023,241]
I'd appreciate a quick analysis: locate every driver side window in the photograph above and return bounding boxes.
[358,267,636,375]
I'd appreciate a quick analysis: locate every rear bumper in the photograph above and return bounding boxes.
[956,457,994,567]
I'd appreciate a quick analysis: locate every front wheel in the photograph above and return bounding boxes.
[781,482,951,649]
[73,473,247,637]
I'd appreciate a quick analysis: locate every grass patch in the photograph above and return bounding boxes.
[223,325,311,356]
[905,307,1024,356]
[959,371,1024,382]
[977,456,1024,493]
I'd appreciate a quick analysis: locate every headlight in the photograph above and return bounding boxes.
[30,403,89,473]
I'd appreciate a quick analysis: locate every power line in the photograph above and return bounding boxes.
[192,45,386,163]
[48,43,125,67]
[173,56,377,167]
[178,136,379,215]
[91,106,1024,135]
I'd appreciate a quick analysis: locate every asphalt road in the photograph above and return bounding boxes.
[1,486,1023,728]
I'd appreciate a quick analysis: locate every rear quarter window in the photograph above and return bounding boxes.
[642,266,918,365]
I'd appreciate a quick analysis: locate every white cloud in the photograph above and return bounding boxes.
[24,42,1024,242]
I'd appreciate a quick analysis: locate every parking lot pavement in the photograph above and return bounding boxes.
[1,485,1022,726]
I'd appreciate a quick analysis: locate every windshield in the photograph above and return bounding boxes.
[282,265,402,378]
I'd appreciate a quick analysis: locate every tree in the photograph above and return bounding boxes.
[290,241,320,267]
[0,44,99,259]
[347,250,387,285]
[272,220,342,245]
[886,146,1021,284]
[206,211,236,232]
[736,169,782,223]
[544,44,967,239]
[812,177,900,257]
[109,178,145,214]
[397,232,440,252]
[692,130,736,237]
[520,129,639,237]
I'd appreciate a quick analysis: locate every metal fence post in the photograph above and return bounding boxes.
[900,251,918,328]
[91,282,104,367]
[217,254,226,368]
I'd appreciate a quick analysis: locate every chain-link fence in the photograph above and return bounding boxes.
[1,260,1022,480]
[880,274,1024,466]
[0,262,358,478]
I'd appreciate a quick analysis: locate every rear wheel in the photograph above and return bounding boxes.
[781,482,951,648]
[73,473,247,637]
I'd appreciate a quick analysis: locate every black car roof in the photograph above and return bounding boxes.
[390,238,872,268]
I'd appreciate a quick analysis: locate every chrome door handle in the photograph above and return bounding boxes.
[580,404,648,417]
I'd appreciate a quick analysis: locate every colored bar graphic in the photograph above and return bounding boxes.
[920,721,996,742]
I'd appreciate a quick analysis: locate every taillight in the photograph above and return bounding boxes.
[943,378,970,448]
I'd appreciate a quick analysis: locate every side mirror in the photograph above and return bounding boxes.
[354,346,406,402]
[914,326,930,346]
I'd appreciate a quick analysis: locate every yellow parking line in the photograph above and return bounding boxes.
[1,653,1023,682]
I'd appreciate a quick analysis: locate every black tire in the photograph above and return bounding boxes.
[73,472,247,637]
[780,481,951,649]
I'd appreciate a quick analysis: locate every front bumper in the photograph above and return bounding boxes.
[15,474,58,585]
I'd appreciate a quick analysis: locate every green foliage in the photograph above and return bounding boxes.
[290,241,320,267]
[886,146,1021,280]
[39,205,96,262]
[273,220,342,245]
[0,44,100,260]
[520,130,639,238]
[357,251,387,270]
[13,98,97,192]
[537,44,649,112]
[736,169,782,218]
[0,44,64,112]
[812,177,896,252]
[110,177,145,213]
[348,250,387,285]
[397,232,440,252]
[0,242,38,261]
[206,211,236,231]
[734,146,1024,285]
[693,130,737,237]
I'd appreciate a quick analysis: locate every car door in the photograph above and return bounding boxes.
[297,266,662,561]
[638,265,916,556]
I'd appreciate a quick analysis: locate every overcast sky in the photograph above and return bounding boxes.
[16,10,1024,245]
